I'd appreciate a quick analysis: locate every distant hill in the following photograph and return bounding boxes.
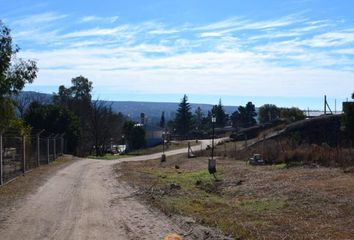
[17,91,238,123]
[16,91,53,103]
[103,100,237,123]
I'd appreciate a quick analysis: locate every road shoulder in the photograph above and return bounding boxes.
[0,155,78,228]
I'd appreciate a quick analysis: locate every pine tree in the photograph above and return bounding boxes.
[159,111,165,128]
[211,99,227,127]
[194,107,204,130]
[174,94,193,137]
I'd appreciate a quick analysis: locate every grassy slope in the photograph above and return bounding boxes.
[117,154,354,239]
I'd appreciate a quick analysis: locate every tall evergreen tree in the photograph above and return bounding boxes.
[194,107,204,130]
[174,94,193,137]
[159,111,165,128]
[210,99,227,127]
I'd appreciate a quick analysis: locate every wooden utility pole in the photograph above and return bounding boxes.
[324,95,333,115]
[335,99,337,114]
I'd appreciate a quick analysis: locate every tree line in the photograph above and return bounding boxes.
[167,94,308,138]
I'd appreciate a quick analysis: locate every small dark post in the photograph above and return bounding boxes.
[161,131,166,162]
[22,135,26,173]
[212,116,215,159]
[262,134,266,160]
[162,132,165,154]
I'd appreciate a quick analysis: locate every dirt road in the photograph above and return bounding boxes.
[0,139,228,240]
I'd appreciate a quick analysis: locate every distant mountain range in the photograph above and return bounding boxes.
[17,91,238,123]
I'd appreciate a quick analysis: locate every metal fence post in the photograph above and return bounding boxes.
[37,130,45,167]
[60,133,65,156]
[47,137,50,164]
[61,137,63,155]
[0,132,3,185]
[53,134,60,159]
[22,135,26,174]
[53,136,56,160]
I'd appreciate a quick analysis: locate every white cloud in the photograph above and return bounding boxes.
[335,48,354,55]
[12,12,67,27]
[10,12,354,100]
[193,17,246,31]
[303,31,354,47]
[80,15,119,23]
[148,28,179,35]
[61,26,128,38]
[194,14,304,35]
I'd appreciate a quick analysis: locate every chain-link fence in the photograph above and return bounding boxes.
[0,129,65,185]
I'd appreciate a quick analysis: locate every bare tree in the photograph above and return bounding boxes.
[90,100,125,156]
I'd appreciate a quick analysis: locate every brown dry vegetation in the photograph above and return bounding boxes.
[117,154,354,240]
[213,137,354,169]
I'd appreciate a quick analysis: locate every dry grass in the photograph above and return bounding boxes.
[212,138,354,169]
[117,155,354,239]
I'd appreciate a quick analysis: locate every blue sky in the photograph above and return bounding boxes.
[1,0,354,110]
